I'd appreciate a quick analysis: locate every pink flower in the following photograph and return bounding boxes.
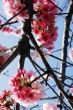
[1,26,13,33]
[32,1,58,51]
[0,90,15,110]
[0,19,15,34]
[0,44,10,66]
[70,88,73,93]
[9,69,44,106]
[14,24,23,36]
[69,48,73,61]
[2,0,29,21]
[15,28,22,35]
[43,103,58,110]
[70,88,73,96]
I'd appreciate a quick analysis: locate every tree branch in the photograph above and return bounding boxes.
[60,1,73,109]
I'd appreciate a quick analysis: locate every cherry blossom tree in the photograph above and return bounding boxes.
[0,0,73,110]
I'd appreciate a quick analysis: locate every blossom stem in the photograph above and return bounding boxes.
[49,0,63,11]
[55,13,68,15]
[0,7,27,30]
[28,56,45,72]
[46,54,73,67]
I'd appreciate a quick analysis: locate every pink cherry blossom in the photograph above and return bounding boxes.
[33,1,58,51]
[0,90,15,110]
[2,0,29,21]
[43,103,58,110]
[14,23,23,36]
[0,19,14,34]
[9,69,44,106]
[1,26,14,33]
[69,88,73,96]
[0,44,10,66]
[69,48,73,61]
[15,28,22,35]
[0,19,23,35]
[70,88,73,92]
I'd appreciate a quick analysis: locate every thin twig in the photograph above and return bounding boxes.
[0,7,27,30]
[49,0,63,11]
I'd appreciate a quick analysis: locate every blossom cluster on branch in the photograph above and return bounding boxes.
[9,69,44,106]
[1,0,58,51]
[0,68,58,110]
[33,0,58,50]
[0,90,15,110]
[0,19,22,36]
[0,89,58,110]
[2,0,29,20]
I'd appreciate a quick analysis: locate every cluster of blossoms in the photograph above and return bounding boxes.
[1,0,58,51]
[9,69,44,106]
[0,44,10,66]
[33,0,58,50]
[43,103,58,110]
[0,90,15,110]
[0,19,13,34]
[68,48,73,61]
[2,0,29,21]
[0,19,22,36]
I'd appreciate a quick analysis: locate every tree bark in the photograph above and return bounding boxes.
[60,1,73,109]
